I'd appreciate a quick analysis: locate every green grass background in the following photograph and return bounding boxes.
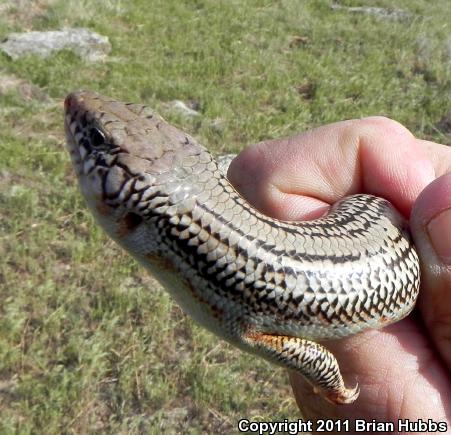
[0,0,450,433]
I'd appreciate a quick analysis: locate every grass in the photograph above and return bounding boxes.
[0,0,450,433]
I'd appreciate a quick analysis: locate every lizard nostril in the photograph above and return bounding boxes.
[64,95,72,111]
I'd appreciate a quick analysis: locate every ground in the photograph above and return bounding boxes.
[0,0,450,433]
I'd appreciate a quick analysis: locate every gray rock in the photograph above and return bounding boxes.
[0,28,111,61]
[209,117,225,134]
[416,36,433,59]
[0,72,50,102]
[169,100,201,117]
[331,4,412,21]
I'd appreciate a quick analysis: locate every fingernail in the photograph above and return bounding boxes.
[427,208,451,264]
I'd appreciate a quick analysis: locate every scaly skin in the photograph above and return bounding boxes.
[64,91,420,404]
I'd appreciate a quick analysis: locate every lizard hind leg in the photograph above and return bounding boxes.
[243,330,359,405]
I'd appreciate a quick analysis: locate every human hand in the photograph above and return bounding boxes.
[227,117,451,432]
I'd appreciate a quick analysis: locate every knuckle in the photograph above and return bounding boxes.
[359,116,414,139]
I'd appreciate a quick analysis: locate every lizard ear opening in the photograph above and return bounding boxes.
[123,212,143,231]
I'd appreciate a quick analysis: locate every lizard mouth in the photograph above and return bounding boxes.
[64,93,88,176]
[64,115,83,173]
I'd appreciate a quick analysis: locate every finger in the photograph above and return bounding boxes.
[226,120,451,422]
[418,139,451,177]
[411,172,451,368]
[228,117,436,220]
[289,319,451,424]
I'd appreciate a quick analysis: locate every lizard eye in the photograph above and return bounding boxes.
[89,127,106,147]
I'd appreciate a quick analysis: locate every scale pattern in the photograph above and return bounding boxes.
[64,91,420,404]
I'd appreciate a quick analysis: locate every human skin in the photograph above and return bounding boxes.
[227,117,451,432]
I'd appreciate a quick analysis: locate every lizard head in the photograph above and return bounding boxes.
[64,91,203,245]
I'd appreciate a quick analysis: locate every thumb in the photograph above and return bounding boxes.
[410,172,451,369]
